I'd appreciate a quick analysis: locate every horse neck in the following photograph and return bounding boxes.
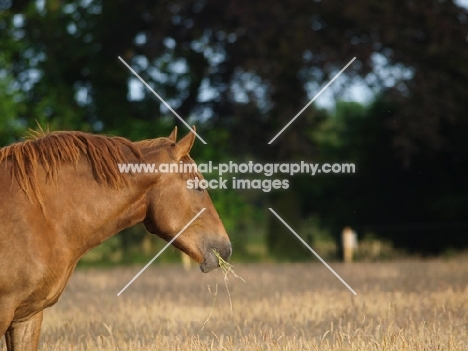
[40,154,151,258]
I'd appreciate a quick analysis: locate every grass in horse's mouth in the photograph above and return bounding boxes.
[212,248,245,282]
[201,249,246,331]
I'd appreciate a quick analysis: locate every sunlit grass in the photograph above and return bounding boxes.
[2,260,468,350]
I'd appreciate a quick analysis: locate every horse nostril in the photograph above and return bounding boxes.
[207,241,232,263]
[219,244,232,261]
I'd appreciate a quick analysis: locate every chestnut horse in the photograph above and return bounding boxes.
[0,127,231,351]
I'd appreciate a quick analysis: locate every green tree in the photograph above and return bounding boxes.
[2,0,468,256]
[0,52,26,145]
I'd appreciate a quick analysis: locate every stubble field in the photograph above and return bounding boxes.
[2,260,468,350]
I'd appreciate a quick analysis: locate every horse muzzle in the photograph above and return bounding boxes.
[199,241,232,273]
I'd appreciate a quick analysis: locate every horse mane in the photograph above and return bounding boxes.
[0,130,144,208]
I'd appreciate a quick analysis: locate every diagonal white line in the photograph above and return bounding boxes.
[117,208,206,296]
[268,208,357,295]
[268,57,356,144]
[118,56,207,144]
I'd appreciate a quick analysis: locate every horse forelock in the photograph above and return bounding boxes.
[180,154,203,181]
[0,130,144,208]
[136,138,201,179]
[134,137,173,149]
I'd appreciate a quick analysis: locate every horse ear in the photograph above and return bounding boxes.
[174,126,196,159]
[168,126,177,142]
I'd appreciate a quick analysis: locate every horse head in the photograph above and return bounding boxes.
[142,127,231,272]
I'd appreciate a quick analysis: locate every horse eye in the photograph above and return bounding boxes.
[195,185,204,192]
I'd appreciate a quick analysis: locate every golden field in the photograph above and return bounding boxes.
[2,260,468,350]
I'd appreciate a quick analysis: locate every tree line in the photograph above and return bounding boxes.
[1,0,467,257]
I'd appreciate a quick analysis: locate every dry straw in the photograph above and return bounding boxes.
[201,249,246,330]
